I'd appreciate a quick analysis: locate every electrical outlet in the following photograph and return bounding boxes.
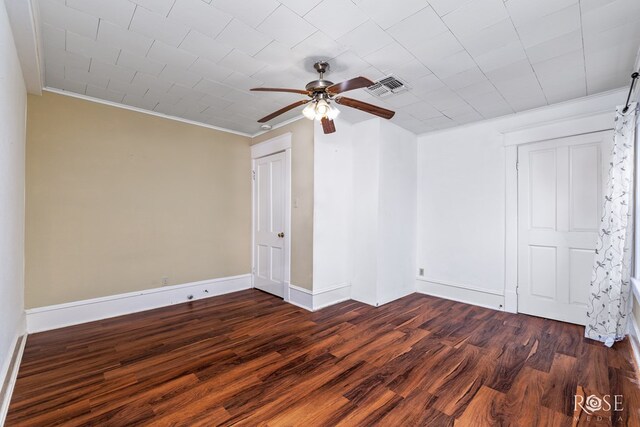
[418,268,424,276]
[161,277,169,286]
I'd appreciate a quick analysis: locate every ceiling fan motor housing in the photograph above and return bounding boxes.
[305,79,334,94]
[313,61,329,75]
[306,61,333,94]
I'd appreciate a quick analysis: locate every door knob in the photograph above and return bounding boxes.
[277,232,285,238]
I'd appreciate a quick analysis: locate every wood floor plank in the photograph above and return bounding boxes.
[6,290,640,426]
[541,353,579,416]
[453,385,506,426]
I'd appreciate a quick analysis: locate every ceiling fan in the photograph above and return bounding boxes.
[250,61,395,134]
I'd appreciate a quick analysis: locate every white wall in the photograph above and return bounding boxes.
[0,0,27,403]
[313,117,417,306]
[312,119,353,292]
[376,122,417,305]
[417,88,627,309]
[351,119,379,305]
[417,124,506,298]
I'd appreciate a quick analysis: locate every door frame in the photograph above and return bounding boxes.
[503,111,615,314]
[251,132,292,301]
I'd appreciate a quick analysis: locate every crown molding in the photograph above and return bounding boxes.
[251,115,306,138]
[42,87,311,139]
[5,0,43,94]
[43,87,259,138]
[417,86,628,137]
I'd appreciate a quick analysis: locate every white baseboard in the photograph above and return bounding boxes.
[313,284,351,310]
[377,288,416,307]
[288,284,351,311]
[628,311,640,375]
[26,274,252,333]
[628,284,640,374]
[288,285,314,311]
[504,290,518,313]
[416,278,505,311]
[0,333,26,426]
[283,282,291,303]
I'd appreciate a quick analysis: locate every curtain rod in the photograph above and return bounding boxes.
[622,71,639,113]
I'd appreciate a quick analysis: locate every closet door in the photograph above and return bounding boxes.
[253,152,286,298]
[517,131,612,325]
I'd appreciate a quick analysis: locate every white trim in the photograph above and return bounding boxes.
[44,88,309,139]
[283,282,291,303]
[416,279,505,311]
[504,144,518,313]
[631,279,640,371]
[4,0,43,94]
[252,116,306,138]
[417,87,626,137]
[0,334,26,426]
[288,284,352,311]
[288,285,314,311]
[374,287,417,307]
[503,111,615,146]
[43,88,253,137]
[632,278,640,303]
[251,132,292,299]
[417,277,504,296]
[251,132,292,159]
[504,290,518,314]
[628,299,640,375]
[25,274,252,333]
[313,284,351,310]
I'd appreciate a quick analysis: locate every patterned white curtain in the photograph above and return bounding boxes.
[585,102,637,347]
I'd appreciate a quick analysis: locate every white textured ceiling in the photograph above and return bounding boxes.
[38,0,640,135]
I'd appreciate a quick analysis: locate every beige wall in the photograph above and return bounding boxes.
[26,92,251,308]
[252,119,314,290]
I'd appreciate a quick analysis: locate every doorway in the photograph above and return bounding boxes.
[251,134,292,299]
[517,131,612,324]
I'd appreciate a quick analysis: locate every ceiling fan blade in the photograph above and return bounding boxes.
[321,117,336,134]
[257,100,310,123]
[335,96,395,120]
[251,87,309,95]
[327,77,374,95]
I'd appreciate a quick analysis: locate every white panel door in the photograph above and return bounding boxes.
[253,152,286,298]
[517,131,612,325]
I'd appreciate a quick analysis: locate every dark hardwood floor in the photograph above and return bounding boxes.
[7,290,640,426]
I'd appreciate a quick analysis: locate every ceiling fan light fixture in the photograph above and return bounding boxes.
[302,99,340,121]
[302,102,317,120]
[326,104,340,120]
[315,99,330,118]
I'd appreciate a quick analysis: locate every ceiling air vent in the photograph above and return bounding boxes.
[366,75,408,97]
